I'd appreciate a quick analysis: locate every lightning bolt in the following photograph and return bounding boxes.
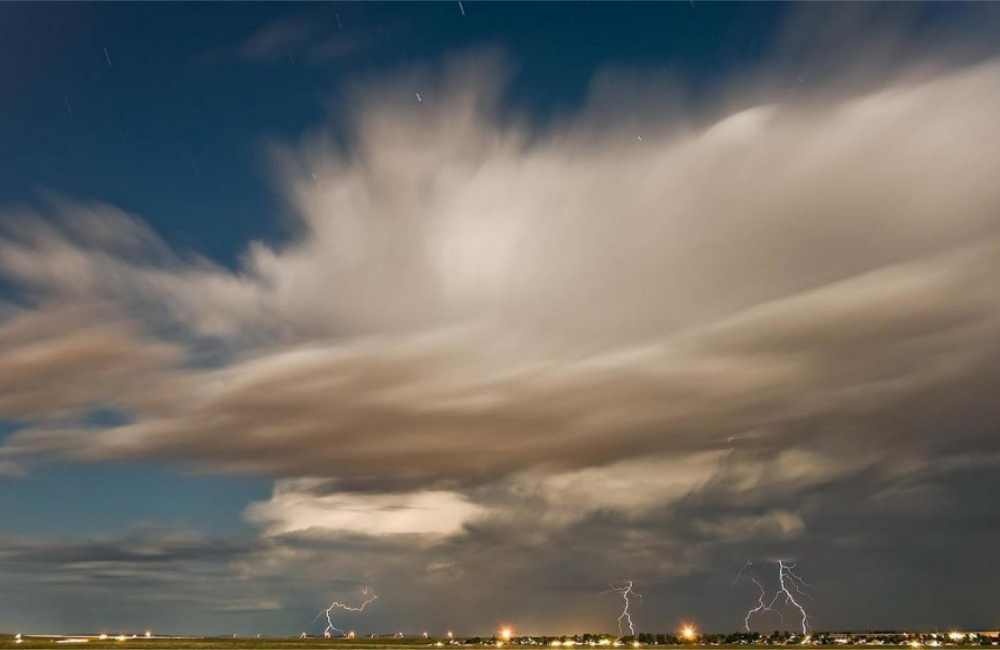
[735,561,777,633]
[734,560,752,585]
[768,560,810,635]
[317,585,378,638]
[605,580,641,637]
[744,576,773,632]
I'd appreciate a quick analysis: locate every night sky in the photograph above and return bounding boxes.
[2,1,1000,637]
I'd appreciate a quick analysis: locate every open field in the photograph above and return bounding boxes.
[0,635,464,650]
[0,635,446,650]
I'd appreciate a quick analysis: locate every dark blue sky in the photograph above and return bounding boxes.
[3,1,1000,637]
[3,2,783,264]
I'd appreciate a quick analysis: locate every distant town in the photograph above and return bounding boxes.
[462,631,999,648]
[3,631,999,649]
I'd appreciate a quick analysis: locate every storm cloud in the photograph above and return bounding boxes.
[3,42,1000,633]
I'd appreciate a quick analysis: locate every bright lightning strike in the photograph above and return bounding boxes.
[606,580,640,637]
[735,562,775,632]
[744,576,772,632]
[318,585,378,638]
[769,561,810,635]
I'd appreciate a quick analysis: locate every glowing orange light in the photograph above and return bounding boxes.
[680,624,698,642]
[500,627,514,642]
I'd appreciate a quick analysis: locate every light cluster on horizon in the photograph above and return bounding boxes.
[6,629,998,648]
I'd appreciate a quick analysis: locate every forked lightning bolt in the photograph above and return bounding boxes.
[744,576,774,632]
[735,562,776,632]
[318,586,378,638]
[607,580,640,637]
[768,561,810,635]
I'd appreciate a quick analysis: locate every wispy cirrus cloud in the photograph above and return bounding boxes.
[237,14,369,64]
[240,17,317,61]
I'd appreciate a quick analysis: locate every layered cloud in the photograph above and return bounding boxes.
[6,56,1000,477]
[246,480,486,537]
